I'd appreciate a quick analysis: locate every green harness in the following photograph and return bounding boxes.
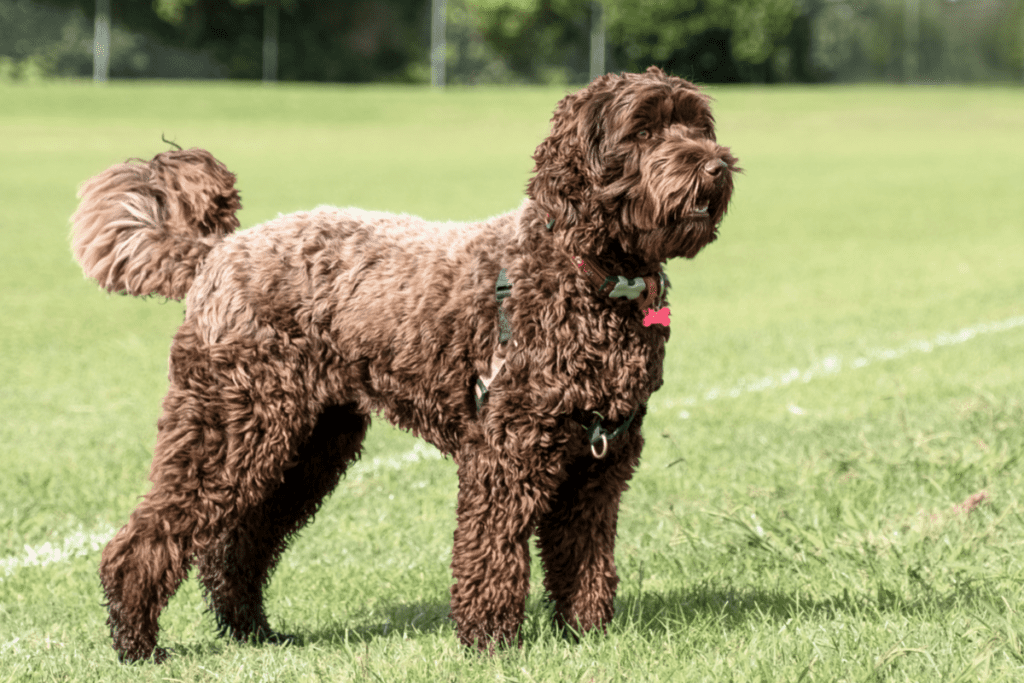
[474,268,640,459]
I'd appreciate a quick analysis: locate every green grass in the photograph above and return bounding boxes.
[1,79,1023,681]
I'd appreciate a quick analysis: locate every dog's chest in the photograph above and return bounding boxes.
[503,294,668,417]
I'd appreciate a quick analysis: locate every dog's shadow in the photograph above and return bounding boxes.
[155,570,996,664]
[269,583,927,650]
[163,582,954,659]
[613,586,848,632]
[301,600,455,646]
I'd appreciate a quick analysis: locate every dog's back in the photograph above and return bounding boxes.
[71,149,517,371]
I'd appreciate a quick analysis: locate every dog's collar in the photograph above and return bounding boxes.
[544,213,667,311]
[572,254,667,312]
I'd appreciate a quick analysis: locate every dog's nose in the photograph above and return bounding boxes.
[703,158,728,177]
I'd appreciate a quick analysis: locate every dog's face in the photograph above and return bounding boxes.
[528,66,738,266]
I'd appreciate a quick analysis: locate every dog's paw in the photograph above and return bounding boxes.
[243,626,297,646]
[261,630,297,646]
[117,645,170,664]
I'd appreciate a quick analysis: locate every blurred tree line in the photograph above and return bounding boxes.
[1,0,1022,83]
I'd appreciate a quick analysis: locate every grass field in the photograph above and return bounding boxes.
[1,78,1023,681]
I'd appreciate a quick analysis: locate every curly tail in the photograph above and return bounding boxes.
[71,148,241,300]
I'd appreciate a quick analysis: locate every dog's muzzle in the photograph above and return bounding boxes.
[688,158,732,219]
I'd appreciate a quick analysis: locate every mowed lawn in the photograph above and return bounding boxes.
[0,79,1022,681]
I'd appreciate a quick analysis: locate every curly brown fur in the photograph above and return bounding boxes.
[71,148,241,300]
[71,66,737,662]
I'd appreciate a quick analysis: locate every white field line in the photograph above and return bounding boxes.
[3,314,1019,579]
[0,445,444,581]
[0,525,116,581]
[655,314,1024,415]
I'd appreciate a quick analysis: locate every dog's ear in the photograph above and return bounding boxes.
[527,80,616,229]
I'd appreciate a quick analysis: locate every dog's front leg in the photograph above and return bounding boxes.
[535,422,643,636]
[448,449,545,651]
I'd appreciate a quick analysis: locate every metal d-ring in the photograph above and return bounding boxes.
[591,434,609,459]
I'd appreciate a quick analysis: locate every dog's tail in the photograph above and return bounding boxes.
[71,148,241,300]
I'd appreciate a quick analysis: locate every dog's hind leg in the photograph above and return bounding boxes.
[99,383,227,663]
[99,504,192,663]
[100,337,347,663]
[195,404,369,644]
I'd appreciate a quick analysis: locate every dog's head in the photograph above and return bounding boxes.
[528,66,738,267]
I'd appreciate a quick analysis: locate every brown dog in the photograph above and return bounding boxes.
[71,66,737,662]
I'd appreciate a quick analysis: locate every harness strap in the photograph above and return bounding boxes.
[473,351,507,412]
[496,268,512,343]
[474,269,512,411]
[584,407,639,459]
[473,266,643,457]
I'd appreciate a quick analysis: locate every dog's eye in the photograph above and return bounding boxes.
[636,130,650,140]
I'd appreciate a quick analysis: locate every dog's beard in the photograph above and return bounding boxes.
[618,148,736,263]
[627,208,718,263]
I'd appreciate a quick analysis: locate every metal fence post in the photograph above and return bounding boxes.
[93,0,111,82]
[590,1,605,82]
[431,0,447,88]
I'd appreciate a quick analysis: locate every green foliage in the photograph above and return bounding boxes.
[152,0,194,25]
[0,0,225,79]
[4,0,1023,83]
[1,80,1023,680]
[3,0,427,82]
[464,0,796,82]
[605,0,708,63]
[452,0,593,84]
[804,0,1024,82]
[730,0,799,64]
